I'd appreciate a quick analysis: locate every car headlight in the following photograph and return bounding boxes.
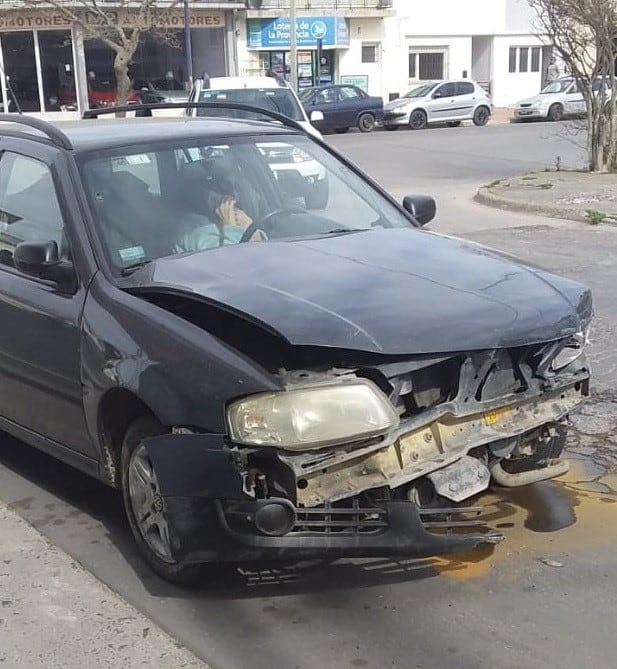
[551,330,589,371]
[227,379,399,451]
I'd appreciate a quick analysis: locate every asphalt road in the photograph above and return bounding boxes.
[1,120,616,669]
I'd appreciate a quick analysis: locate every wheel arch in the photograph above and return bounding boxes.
[97,387,157,487]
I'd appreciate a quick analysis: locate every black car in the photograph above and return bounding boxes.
[299,84,384,133]
[0,106,591,584]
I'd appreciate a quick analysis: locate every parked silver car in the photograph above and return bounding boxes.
[383,79,492,130]
[513,77,609,122]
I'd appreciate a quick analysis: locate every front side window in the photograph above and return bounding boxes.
[435,82,456,98]
[0,153,65,267]
[79,135,414,273]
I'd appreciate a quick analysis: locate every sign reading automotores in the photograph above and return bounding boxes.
[0,9,225,30]
[247,16,350,49]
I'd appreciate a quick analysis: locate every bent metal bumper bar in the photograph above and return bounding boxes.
[143,434,502,564]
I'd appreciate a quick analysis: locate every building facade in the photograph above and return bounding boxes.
[0,0,552,116]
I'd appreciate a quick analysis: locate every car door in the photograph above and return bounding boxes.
[0,144,93,458]
[425,82,458,122]
[336,86,368,126]
[454,81,477,120]
[564,80,584,115]
[308,86,339,130]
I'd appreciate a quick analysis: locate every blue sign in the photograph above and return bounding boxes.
[247,16,350,49]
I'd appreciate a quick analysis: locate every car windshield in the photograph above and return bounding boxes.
[152,78,184,91]
[79,133,414,273]
[402,83,438,98]
[197,88,305,121]
[541,79,573,94]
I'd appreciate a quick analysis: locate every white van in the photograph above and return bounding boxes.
[187,75,328,208]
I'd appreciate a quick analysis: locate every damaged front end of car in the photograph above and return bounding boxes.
[143,330,590,565]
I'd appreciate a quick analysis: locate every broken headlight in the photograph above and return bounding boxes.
[551,329,589,371]
[227,379,399,451]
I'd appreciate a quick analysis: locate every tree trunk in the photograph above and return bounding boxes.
[114,50,132,116]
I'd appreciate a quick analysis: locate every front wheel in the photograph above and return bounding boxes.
[473,106,490,126]
[357,113,376,133]
[409,109,428,130]
[121,416,206,584]
[548,103,563,122]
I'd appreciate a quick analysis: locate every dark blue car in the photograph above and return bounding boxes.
[300,84,384,133]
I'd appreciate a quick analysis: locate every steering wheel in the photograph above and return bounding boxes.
[240,207,306,243]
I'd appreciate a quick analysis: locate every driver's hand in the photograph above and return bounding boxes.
[217,196,252,229]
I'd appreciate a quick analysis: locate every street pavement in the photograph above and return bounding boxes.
[1,119,616,669]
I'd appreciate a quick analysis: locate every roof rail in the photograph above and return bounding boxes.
[0,113,73,150]
[82,101,306,134]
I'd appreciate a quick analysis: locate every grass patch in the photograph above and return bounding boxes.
[586,209,606,224]
[521,175,538,180]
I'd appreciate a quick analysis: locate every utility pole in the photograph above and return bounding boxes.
[183,0,194,87]
[289,0,298,91]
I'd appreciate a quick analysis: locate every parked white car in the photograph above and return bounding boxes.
[383,79,492,130]
[513,77,610,122]
[187,75,328,208]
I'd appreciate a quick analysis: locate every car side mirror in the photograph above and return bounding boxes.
[402,195,436,226]
[14,240,76,292]
[310,110,324,122]
[431,92,441,99]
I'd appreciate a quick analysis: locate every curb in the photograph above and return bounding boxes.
[474,186,589,223]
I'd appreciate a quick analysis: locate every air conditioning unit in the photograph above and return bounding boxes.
[377,0,393,7]
[246,0,263,8]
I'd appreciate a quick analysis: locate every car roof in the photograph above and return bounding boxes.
[0,116,300,152]
[205,76,284,90]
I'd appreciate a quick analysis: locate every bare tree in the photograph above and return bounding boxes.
[24,0,180,109]
[528,0,617,171]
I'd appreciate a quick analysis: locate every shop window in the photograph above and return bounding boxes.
[409,49,446,80]
[39,31,75,112]
[361,43,379,64]
[1,32,40,112]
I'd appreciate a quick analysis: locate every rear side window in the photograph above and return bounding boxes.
[198,87,304,121]
[0,152,65,266]
[457,82,475,95]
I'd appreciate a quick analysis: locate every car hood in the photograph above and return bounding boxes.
[516,93,560,106]
[127,228,591,355]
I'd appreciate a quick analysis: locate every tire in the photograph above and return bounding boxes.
[409,109,428,130]
[334,127,349,134]
[548,103,563,122]
[357,112,376,133]
[446,120,462,127]
[305,178,329,209]
[121,416,206,585]
[473,106,490,126]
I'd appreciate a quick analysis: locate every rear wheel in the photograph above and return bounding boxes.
[357,113,376,133]
[548,103,563,122]
[409,109,428,130]
[473,106,490,126]
[334,127,350,134]
[446,120,462,127]
[121,416,206,585]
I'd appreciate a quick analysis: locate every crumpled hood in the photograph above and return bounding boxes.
[384,98,414,111]
[129,228,592,355]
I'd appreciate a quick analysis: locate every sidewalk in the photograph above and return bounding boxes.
[475,170,617,224]
[491,107,512,125]
[0,501,208,669]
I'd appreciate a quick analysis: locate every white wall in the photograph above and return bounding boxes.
[338,18,387,98]
[491,34,546,106]
[392,0,506,35]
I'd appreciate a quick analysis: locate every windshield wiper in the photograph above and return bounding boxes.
[121,260,152,276]
[324,228,368,235]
